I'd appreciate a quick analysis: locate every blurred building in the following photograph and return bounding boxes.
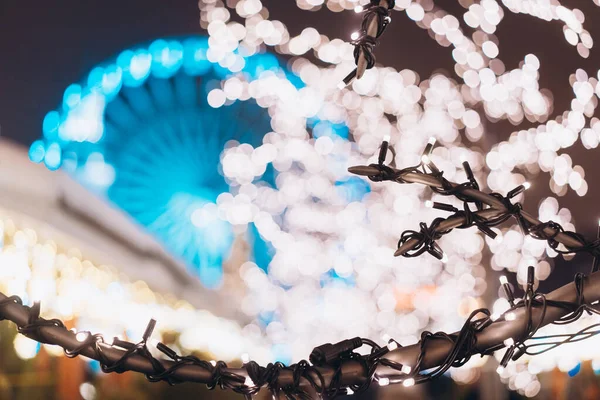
[0,137,233,315]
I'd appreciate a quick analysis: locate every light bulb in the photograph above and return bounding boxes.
[505,312,516,321]
[337,81,346,90]
[403,378,415,387]
[354,5,364,12]
[401,365,412,374]
[523,182,531,190]
[383,134,391,142]
[378,377,390,386]
[210,360,217,367]
[241,353,250,364]
[425,200,434,208]
[244,376,254,387]
[428,137,436,145]
[499,276,508,285]
[351,31,360,40]
[496,366,505,374]
[504,338,514,347]
[421,155,430,164]
[347,388,355,395]
[441,254,449,263]
[76,332,89,342]
[387,341,398,351]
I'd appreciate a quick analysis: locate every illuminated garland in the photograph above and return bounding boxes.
[341,0,394,87]
[5,1,600,397]
[2,139,600,397]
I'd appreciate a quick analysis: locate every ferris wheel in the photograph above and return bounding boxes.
[29,36,289,287]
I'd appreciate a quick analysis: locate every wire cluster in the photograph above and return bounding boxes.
[495,268,600,376]
[0,290,491,398]
[2,138,600,398]
[342,0,395,86]
[351,138,600,265]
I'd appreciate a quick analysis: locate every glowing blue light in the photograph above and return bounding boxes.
[242,53,281,79]
[29,140,46,163]
[183,38,211,76]
[149,39,184,79]
[44,143,62,170]
[42,111,61,140]
[63,84,82,110]
[568,363,581,377]
[101,64,123,99]
[87,67,105,92]
[335,176,371,203]
[320,269,355,288]
[198,265,224,289]
[249,223,274,272]
[118,49,152,87]
[31,35,296,288]
[61,151,78,173]
[313,120,349,139]
[87,360,102,375]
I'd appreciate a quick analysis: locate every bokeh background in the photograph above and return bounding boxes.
[1,0,600,399]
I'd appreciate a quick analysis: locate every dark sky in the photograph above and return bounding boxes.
[0,0,599,287]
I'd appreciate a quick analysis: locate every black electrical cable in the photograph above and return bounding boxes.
[342,0,394,86]
[2,140,600,397]
[351,140,600,261]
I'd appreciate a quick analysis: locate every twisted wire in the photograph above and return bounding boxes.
[350,154,600,259]
[342,0,395,85]
[1,142,600,397]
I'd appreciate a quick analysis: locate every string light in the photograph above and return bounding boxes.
[241,353,250,364]
[10,0,600,396]
[3,149,600,395]
[402,378,415,387]
[378,377,390,386]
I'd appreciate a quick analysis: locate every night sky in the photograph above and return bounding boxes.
[0,0,599,289]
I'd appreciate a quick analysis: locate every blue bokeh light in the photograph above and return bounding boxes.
[44,143,62,171]
[312,120,349,140]
[149,39,184,79]
[568,362,581,377]
[335,176,371,203]
[30,36,306,288]
[42,111,61,140]
[30,36,357,291]
[63,84,82,110]
[28,140,45,163]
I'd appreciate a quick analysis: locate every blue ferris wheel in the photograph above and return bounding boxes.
[29,36,299,288]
